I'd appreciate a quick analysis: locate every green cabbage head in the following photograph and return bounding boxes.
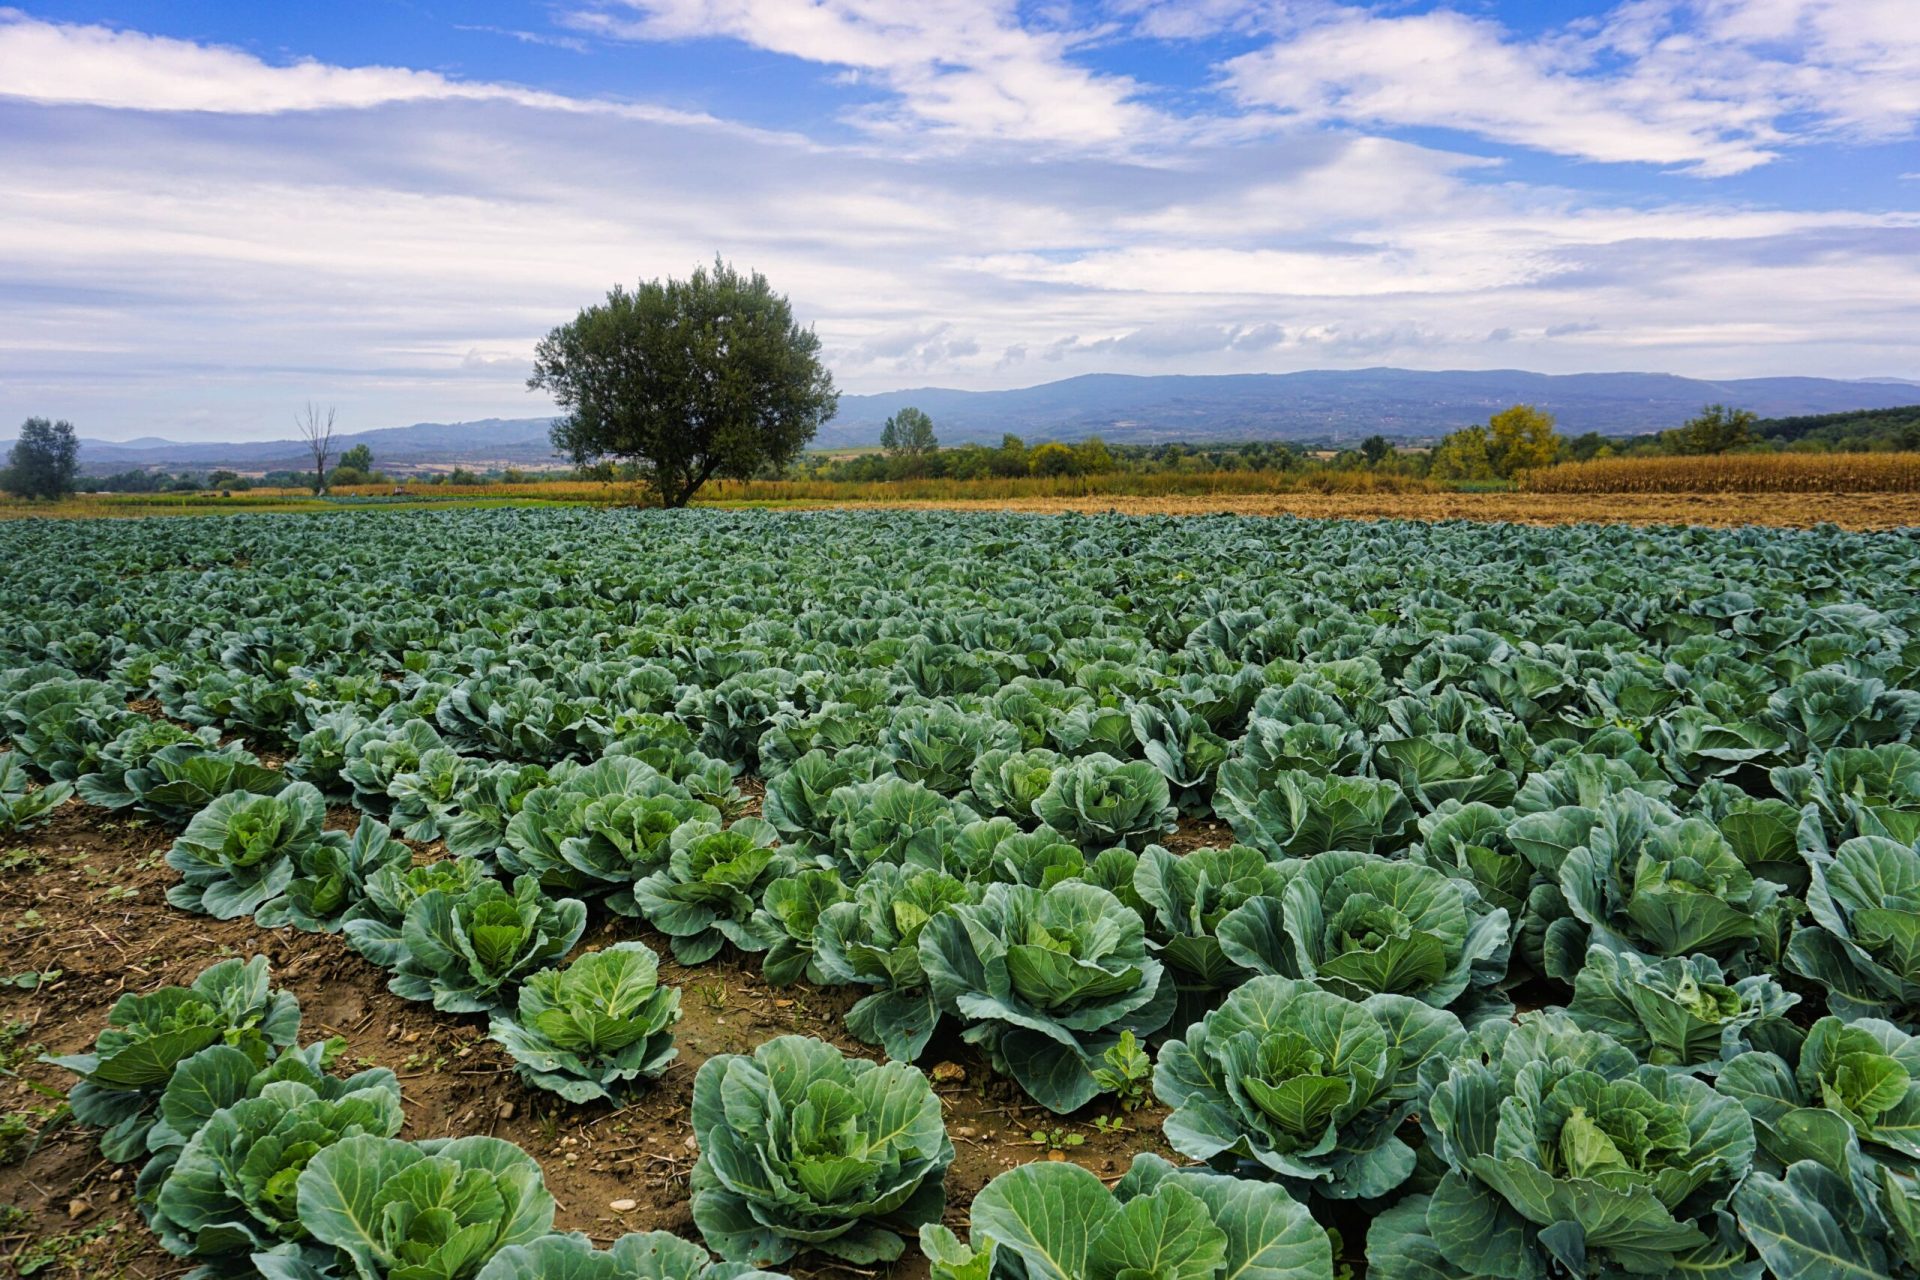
[919,1154,1331,1280]
[475,1231,790,1280]
[486,942,680,1104]
[1369,1012,1756,1279]
[46,955,301,1162]
[1155,975,1463,1199]
[690,1035,953,1267]
[1789,834,1920,1029]
[920,880,1174,1112]
[1215,851,1511,1012]
[297,1133,555,1280]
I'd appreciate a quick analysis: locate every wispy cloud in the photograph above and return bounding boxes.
[564,0,1162,147]
[0,11,720,128]
[1223,0,1920,175]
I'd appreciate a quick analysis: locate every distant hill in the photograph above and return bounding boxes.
[15,368,1918,474]
[824,369,1920,447]
[59,418,561,476]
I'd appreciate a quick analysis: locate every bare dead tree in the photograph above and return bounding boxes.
[296,402,337,494]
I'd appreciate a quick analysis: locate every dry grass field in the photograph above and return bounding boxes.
[8,452,1919,529]
[1520,450,1920,493]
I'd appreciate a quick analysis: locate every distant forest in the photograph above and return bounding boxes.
[1752,404,1920,450]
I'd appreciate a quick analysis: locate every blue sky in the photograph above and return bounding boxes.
[2,1,1917,440]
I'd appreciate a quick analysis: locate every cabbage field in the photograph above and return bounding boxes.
[3,506,1920,1279]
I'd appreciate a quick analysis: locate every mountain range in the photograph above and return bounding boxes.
[21,368,1918,474]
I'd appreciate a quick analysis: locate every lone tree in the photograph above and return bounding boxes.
[4,417,80,499]
[1663,403,1756,455]
[339,443,373,473]
[530,259,838,507]
[296,403,337,494]
[881,407,937,457]
[1486,403,1561,477]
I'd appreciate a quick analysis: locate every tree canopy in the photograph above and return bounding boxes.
[880,407,937,457]
[4,417,80,500]
[530,259,838,507]
[1663,403,1757,455]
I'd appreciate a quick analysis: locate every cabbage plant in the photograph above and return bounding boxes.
[920,1154,1332,1280]
[166,782,336,920]
[920,881,1174,1111]
[106,740,283,826]
[1718,1015,1920,1170]
[0,675,136,779]
[487,942,680,1103]
[882,704,1020,795]
[340,856,491,967]
[135,1038,394,1214]
[1790,834,1920,1028]
[46,955,301,1161]
[1215,851,1511,1012]
[386,746,480,842]
[817,776,975,875]
[1775,743,1920,844]
[341,718,449,812]
[387,874,587,1013]
[750,868,853,985]
[1213,766,1415,857]
[814,864,975,1061]
[1132,844,1282,1021]
[967,746,1063,823]
[73,719,223,809]
[443,761,555,865]
[152,1073,406,1271]
[296,1134,555,1280]
[1540,790,1790,983]
[476,1231,790,1280]
[1156,975,1463,1199]
[1566,944,1800,1072]
[627,818,790,963]
[285,709,371,799]
[502,756,717,894]
[1370,1012,1756,1279]
[690,1035,953,1266]
[1031,752,1176,850]
[0,748,70,834]
[1373,733,1517,811]
[1733,1159,1920,1280]
[1130,701,1231,813]
[257,819,412,934]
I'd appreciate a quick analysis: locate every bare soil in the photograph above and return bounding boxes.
[817,490,1920,530]
[0,802,1178,1279]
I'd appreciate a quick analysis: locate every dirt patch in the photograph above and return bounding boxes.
[797,490,1920,530]
[0,802,1173,1279]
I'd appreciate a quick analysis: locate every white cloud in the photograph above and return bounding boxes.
[1224,0,1920,174]
[566,0,1160,146]
[0,10,723,129]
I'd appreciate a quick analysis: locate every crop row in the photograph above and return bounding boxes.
[3,507,1920,1279]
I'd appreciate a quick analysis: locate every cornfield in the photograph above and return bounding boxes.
[1519,451,1920,494]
